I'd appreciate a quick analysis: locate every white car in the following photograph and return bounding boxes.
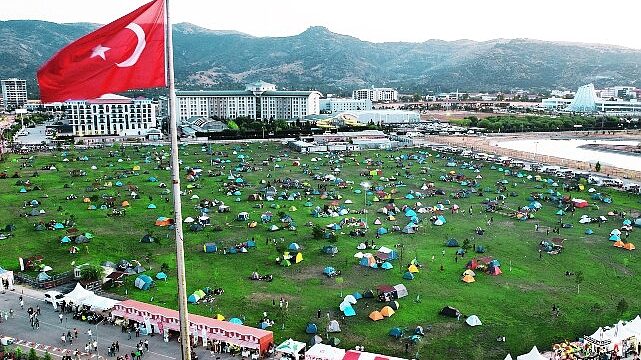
[44,290,64,305]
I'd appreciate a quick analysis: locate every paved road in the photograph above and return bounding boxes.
[0,285,246,359]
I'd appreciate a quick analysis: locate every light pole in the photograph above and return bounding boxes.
[360,181,371,229]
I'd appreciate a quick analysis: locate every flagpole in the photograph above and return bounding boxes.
[165,0,192,359]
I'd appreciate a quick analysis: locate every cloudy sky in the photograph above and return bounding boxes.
[1,0,640,49]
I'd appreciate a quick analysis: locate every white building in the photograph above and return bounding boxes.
[319,98,372,113]
[542,83,641,115]
[64,94,157,137]
[1,78,28,110]
[352,87,398,102]
[176,81,321,123]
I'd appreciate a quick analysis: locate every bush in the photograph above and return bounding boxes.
[28,348,39,360]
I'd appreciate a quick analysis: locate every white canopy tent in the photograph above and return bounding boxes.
[516,346,547,360]
[624,316,641,337]
[0,267,15,291]
[305,344,345,360]
[63,283,118,311]
[276,339,306,360]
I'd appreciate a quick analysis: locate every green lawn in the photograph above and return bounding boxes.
[0,142,639,359]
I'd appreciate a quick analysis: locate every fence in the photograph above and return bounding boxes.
[14,270,74,290]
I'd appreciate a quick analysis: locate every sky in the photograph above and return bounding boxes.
[1,0,640,49]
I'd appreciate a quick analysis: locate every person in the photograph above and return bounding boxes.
[61,333,66,344]
[74,328,79,339]
[144,339,149,351]
[128,328,132,340]
[116,341,120,352]
[317,309,321,319]
[20,298,24,309]
[93,341,98,353]
[60,313,64,323]
[87,328,92,341]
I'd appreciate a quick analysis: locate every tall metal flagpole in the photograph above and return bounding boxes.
[165,0,192,359]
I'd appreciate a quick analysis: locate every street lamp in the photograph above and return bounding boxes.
[360,181,371,228]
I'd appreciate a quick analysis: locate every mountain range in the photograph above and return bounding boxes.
[1,20,641,97]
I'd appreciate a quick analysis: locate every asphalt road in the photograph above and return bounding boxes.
[0,285,245,359]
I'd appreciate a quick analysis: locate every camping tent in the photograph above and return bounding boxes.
[203,243,217,253]
[327,320,341,333]
[393,284,408,298]
[466,315,482,327]
[380,306,395,317]
[306,323,319,334]
[276,339,306,358]
[369,311,384,321]
[134,275,154,290]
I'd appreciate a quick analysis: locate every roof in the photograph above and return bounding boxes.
[112,299,272,339]
[176,90,320,97]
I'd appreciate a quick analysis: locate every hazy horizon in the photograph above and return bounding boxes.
[1,0,640,49]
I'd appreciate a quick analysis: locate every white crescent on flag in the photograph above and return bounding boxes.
[116,23,147,68]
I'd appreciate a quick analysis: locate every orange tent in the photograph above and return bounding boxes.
[624,243,635,251]
[369,311,384,321]
[462,275,475,283]
[121,201,130,207]
[380,306,395,317]
[613,240,625,248]
[83,197,91,203]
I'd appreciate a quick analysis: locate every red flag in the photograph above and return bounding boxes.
[37,0,166,103]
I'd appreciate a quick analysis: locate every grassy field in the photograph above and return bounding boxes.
[0,142,639,359]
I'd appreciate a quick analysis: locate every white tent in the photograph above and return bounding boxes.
[64,283,95,305]
[63,283,118,311]
[504,355,513,360]
[605,321,636,356]
[276,339,306,360]
[0,267,14,291]
[624,315,641,337]
[465,315,482,327]
[305,344,345,360]
[516,346,546,360]
[393,284,408,298]
[327,320,341,333]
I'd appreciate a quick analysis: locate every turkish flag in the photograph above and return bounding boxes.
[37,0,166,103]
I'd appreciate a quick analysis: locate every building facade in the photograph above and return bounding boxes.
[542,83,641,115]
[352,87,398,102]
[1,78,28,110]
[176,82,321,123]
[64,94,157,136]
[319,98,372,113]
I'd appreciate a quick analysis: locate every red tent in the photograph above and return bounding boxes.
[488,266,502,276]
[572,199,589,208]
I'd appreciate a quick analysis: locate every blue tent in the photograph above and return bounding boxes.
[258,322,270,329]
[405,209,417,218]
[229,318,243,325]
[37,272,51,282]
[148,176,158,182]
[60,236,71,243]
[288,243,301,251]
[405,194,415,200]
[203,243,217,253]
[306,323,318,334]
[147,204,157,209]
[437,215,447,224]
[360,258,371,266]
[352,292,363,300]
[343,306,356,317]
[585,229,594,235]
[155,272,167,280]
[115,181,123,187]
[134,275,154,290]
[323,267,336,275]
[403,271,415,280]
[446,239,459,247]
[381,262,393,270]
[377,227,388,235]
[609,234,620,241]
[330,224,341,230]
[489,259,501,267]
[19,188,27,193]
[623,219,632,226]
[246,240,256,248]
[389,327,403,338]
[54,223,64,229]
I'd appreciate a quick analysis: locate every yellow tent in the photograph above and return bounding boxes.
[295,252,304,263]
[408,264,419,273]
[462,275,475,283]
[289,206,297,212]
[369,170,378,176]
[83,197,91,203]
[248,221,258,228]
[215,314,225,320]
[383,194,392,200]
[388,215,396,221]
[372,197,380,202]
[369,311,384,321]
[578,184,585,191]
[380,306,395,317]
[133,165,141,171]
[462,269,475,277]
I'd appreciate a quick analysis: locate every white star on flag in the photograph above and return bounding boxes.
[90,45,111,60]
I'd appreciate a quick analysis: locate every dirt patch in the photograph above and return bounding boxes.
[246,292,275,303]
[495,221,515,228]
[284,264,322,281]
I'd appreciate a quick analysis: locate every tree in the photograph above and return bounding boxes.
[575,271,584,294]
[311,224,325,240]
[617,298,628,315]
[43,352,53,360]
[28,348,39,360]
[79,264,104,282]
[226,120,239,131]
[14,347,23,359]
[595,161,601,172]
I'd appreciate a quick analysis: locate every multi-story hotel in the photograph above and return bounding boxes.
[1,78,28,110]
[352,87,398,102]
[64,94,157,136]
[175,81,321,123]
[319,98,372,114]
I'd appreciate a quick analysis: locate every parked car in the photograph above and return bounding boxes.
[44,290,64,305]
